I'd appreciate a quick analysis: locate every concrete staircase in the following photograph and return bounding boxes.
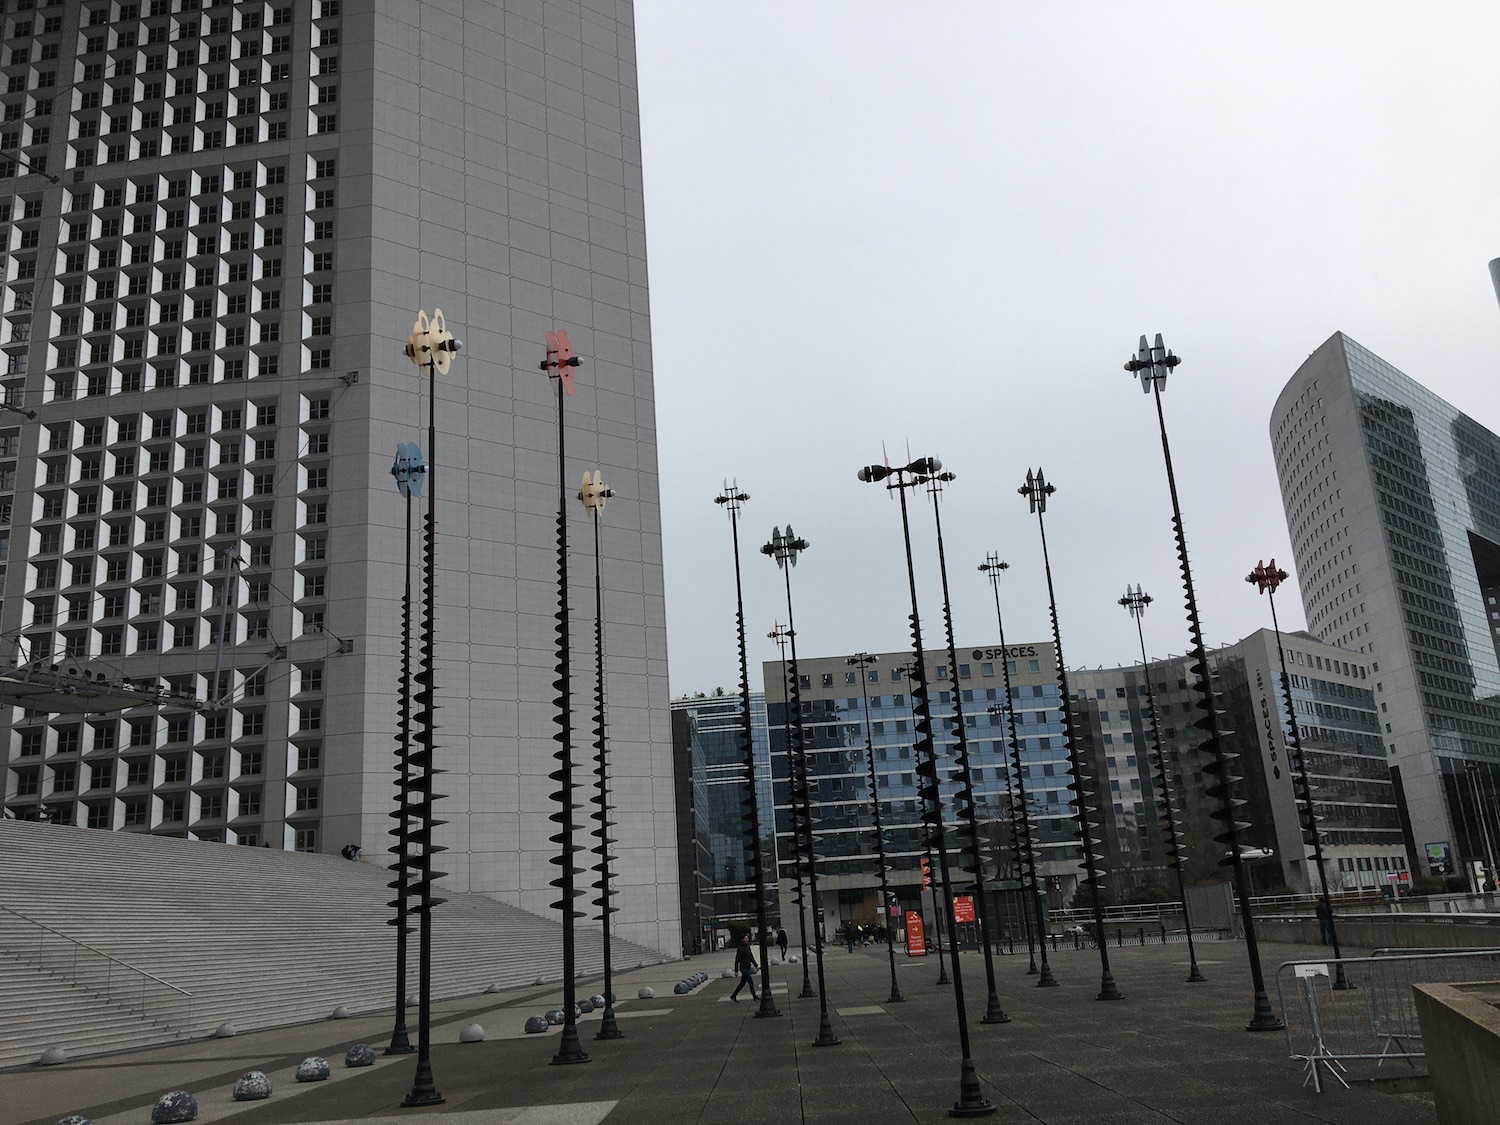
[0,820,670,1069]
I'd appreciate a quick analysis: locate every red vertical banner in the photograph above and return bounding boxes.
[905,910,927,957]
[952,895,976,923]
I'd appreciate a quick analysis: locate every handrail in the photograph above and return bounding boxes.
[0,904,192,997]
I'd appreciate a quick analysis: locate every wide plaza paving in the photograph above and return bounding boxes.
[8,936,1440,1125]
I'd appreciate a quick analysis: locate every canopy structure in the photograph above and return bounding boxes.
[0,662,198,715]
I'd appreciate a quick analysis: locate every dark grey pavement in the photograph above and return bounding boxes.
[9,937,1439,1125]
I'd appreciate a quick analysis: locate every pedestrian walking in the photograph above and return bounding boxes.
[1315,898,1334,945]
[776,928,788,960]
[729,934,759,1003]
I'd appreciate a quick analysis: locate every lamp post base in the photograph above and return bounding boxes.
[1186,964,1207,983]
[1245,992,1285,1032]
[1097,972,1123,1001]
[1037,962,1058,988]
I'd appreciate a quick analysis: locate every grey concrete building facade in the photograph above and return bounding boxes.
[1272,332,1499,890]
[0,0,676,953]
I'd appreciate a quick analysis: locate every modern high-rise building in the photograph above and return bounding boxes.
[1272,332,1499,890]
[670,690,777,952]
[1071,628,1406,895]
[762,642,1071,929]
[0,0,677,952]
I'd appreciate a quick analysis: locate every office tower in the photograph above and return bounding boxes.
[1272,332,1499,889]
[1072,629,1406,895]
[762,642,1069,927]
[0,0,676,952]
[670,690,776,952]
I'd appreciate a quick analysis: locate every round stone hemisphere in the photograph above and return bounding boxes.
[637,986,654,999]
[151,1091,198,1123]
[295,1057,331,1083]
[231,1072,271,1101]
[459,1023,485,1043]
[344,1044,376,1068]
[524,1015,549,1034]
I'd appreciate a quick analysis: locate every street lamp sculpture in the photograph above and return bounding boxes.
[770,622,815,1001]
[1247,561,1350,990]
[385,441,426,1056]
[713,485,781,1019]
[896,662,948,986]
[1019,469,1121,1002]
[1118,584,1205,983]
[917,470,1008,1024]
[859,455,995,1119]
[986,702,1037,975]
[399,309,461,1105]
[540,328,590,1065]
[1126,334,1282,1031]
[761,527,840,1048]
[580,470,624,1037]
[978,557,1056,986]
[848,652,904,1004]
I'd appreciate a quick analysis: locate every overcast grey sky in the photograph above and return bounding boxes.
[632,1,1500,698]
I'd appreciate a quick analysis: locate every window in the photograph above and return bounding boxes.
[294,784,319,812]
[296,745,320,771]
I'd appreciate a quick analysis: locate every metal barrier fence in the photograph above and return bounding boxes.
[0,904,194,1036]
[1275,949,1500,1093]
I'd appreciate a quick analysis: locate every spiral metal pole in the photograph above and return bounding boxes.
[545,347,589,1065]
[385,481,415,1054]
[1126,335,1281,1031]
[764,529,839,1047]
[403,352,447,1107]
[850,653,904,1003]
[715,486,781,1019]
[1249,562,1350,991]
[588,488,623,1038]
[1120,585,1204,983]
[861,456,994,1117]
[921,475,1006,1023]
[1021,468,1121,1002]
[771,624,816,1000]
[980,557,1056,986]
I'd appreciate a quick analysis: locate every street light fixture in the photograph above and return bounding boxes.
[713,485,781,1020]
[859,455,995,1119]
[540,328,589,1066]
[1118,584,1205,983]
[398,309,461,1105]
[761,528,840,1048]
[1018,468,1121,1002]
[1126,334,1281,1031]
[848,652,904,1004]
[978,555,1057,987]
[580,471,623,1037]
[1247,561,1351,990]
[917,469,1008,1025]
[769,622,815,1001]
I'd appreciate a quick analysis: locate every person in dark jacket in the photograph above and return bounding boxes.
[776,928,789,960]
[729,934,759,1003]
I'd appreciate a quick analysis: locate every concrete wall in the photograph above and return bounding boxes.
[1413,981,1500,1124]
[1258,914,1500,951]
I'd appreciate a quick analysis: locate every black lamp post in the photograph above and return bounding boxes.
[1247,561,1350,990]
[860,455,995,1119]
[1125,334,1281,1031]
[917,470,1008,1025]
[978,556,1056,986]
[713,485,781,1020]
[896,663,949,988]
[385,442,425,1056]
[1118,584,1205,983]
[769,622,815,1001]
[1018,468,1122,1002]
[399,309,461,1105]
[761,528,840,1048]
[848,652,904,1004]
[540,329,589,1065]
[986,702,1037,974]
[581,471,624,1037]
